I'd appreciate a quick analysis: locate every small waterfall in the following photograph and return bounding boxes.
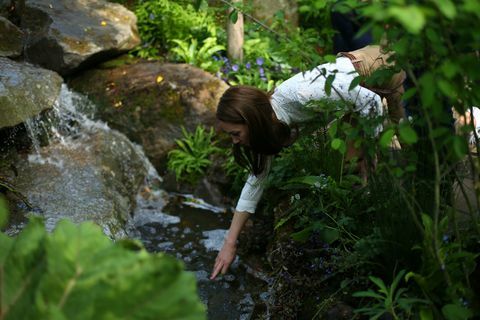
[25,85,160,180]
[11,84,270,318]
[9,85,164,239]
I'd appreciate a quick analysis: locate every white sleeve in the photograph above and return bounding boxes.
[235,157,272,213]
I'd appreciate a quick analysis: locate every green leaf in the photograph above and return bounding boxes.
[348,76,362,91]
[319,228,340,244]
[369,276,388,294]
[323,54,337,63]
[433,0,457,19]
[291,227,312,242]
[438,79,456,98]
[285,175,327,187]
[421,214,433,234]
[388,5,426,34]
[379,128,395,148]
[442,304,473,320]
[420,73,435,107]
[1,219,206,320]
[440,61,459,78]
[0,195,7,228]
[352,290,384,300]
[398,124,418,144]
[463,0,480,15]
[420,307,434,320]
[325,74,335,96]
[402,88,417,101]
[331,138,346,154]
[229,9,238,24]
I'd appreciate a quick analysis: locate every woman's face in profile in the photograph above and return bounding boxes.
[217,120,250,146]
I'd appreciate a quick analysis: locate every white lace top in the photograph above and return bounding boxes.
[235,57,383,213]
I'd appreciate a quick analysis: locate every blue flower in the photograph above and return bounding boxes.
[256,57,264,66]
[442,234,449,243]
[149,13,155,20]
[245,62,251,70]
[232,64,239,72]
[259,67,265,75]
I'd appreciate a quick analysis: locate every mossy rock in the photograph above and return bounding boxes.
[68,59,228,171]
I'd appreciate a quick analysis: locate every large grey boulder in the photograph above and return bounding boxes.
[21,0,140,75]
[68,59,228,171]
[0,57,63,129]
[5,127,150,239]
[0,16,23,57]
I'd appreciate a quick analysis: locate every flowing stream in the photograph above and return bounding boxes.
[16,85,270,319]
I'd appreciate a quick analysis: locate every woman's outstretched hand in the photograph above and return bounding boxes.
[210,240,237,280]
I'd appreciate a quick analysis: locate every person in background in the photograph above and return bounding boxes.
[210,45,406,280]
[331,11,373,54]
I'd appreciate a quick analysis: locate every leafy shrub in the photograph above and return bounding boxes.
[134,0,218,59]
[167,125,221,185]
[353,270,429,320]
[170,37,225,72]
[0,196,205,320]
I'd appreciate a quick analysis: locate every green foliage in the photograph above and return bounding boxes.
[170,37,225,72]
[353,270,429,320]
[0,212,205,319]
[134,0,218,59]
[0,195,7,228]
[167,125,221,185]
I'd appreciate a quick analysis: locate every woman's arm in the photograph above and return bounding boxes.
[210,210,250,280]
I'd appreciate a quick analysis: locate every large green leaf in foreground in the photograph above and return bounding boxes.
[0,210,205,320]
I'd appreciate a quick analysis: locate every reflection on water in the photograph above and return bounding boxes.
[129,189,270,319]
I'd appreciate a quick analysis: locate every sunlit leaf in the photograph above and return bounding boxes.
[0,219,206,319]
[331,138,346,154]
[433,0,457,19]
[388,6,426,33]
[379,128,395,148]
[463,0,480,16]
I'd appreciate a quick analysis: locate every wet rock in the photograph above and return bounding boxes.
[20,0,140,75]
[4,128,149,239]
[68,59,228,171]
[0,57,63,129]
[0,16,23,57]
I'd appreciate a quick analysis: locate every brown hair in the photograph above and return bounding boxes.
[216,85,294,175]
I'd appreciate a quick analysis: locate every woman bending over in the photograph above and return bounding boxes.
[211,45,405,279]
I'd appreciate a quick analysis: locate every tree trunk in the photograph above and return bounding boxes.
[227,0,243,61]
